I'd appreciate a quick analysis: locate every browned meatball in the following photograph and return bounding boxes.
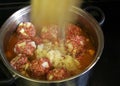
[17,22,36,39]
[29,58,51,78]
[10,54,29,71]
[47,68,70,80]
[14,39,36,56]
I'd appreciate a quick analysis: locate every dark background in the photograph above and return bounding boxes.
[0,0,120,86]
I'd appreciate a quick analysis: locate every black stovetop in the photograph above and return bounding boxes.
[0,0,120,86]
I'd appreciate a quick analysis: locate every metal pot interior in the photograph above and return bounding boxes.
[0,6,104,83]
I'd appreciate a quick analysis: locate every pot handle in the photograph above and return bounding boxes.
[83,6,105,26]
[0,61,16,85]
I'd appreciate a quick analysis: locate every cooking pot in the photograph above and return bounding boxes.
[0,6,104,85]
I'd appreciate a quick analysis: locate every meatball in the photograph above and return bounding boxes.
[10,54,29,72]
[17,22,36,39]
[66,35,89,55]
[14,39,36,56]
[29,58,51,77]
[65,24,90,55]
[47,68,69,80]
[40,25,58,41]
[32,36,42,45]
[66,24,82,39]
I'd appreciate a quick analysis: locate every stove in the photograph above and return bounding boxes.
[0,0,120,86]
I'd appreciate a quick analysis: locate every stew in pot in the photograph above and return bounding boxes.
[5,22,95,81]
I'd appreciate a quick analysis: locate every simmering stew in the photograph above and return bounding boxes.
[5,22,95,80]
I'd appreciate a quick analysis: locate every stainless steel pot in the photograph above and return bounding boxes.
[0,6,104,85]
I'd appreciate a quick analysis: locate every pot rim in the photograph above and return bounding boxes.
[0,6,104,83]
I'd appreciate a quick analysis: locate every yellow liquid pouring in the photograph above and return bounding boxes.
[31,0,83,40]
